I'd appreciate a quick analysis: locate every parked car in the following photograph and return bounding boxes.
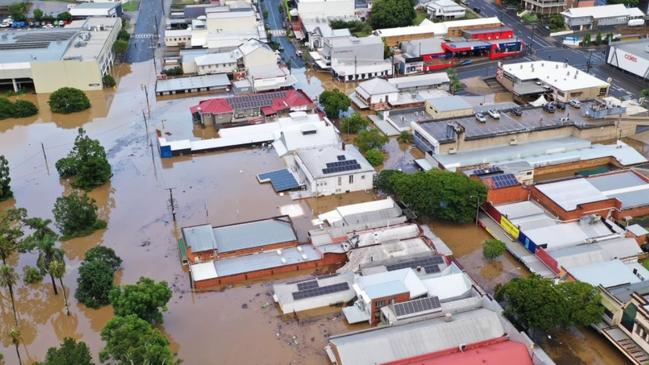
[569,99,581,109]
[295,49,303,57]
[555,102,566,110]
[544,103,556,113]
[511,107,523,116]
[11,21,26,28]
[472,7,481,13]
[487,109,500,119]
[475,112,487,123]
[459,59,472,66]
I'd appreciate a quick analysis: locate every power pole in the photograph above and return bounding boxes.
[161,0,165,15]
[142,110,149,143]
[41,142,50,175]
[354,55,357,81]
[166,187,177,221]
[141,84,151,116]
[586,49,594,74]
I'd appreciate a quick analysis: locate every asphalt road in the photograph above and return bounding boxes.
[262,0,305,68]
[126,0,165,63]
[460,0,648,98]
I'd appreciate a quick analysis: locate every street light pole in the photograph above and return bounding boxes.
[586,49,594,74]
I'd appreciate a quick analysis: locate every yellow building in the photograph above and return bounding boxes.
[424,95,474,120]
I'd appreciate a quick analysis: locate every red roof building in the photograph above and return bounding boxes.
[191,89,315,129]
[383,339,533,365]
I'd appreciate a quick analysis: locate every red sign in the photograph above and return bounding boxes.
[625,53,638,62]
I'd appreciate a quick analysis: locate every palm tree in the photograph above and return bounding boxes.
[0,208,26,265]
[0,265,18,325]
[9,327,22,365]
[49,259,69,316]
[22,218,62,295]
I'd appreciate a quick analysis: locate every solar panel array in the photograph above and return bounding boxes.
[492,173,518,189]
[385,256,444,274]
[322,159,361,175]
[296,280,318,291]
[337,155,346,161]
[257,169,300,192]
[472,166,502,176]
[15,31,76,42]
[393,296,441,317]
[228,90,288,110]
[0,42,50,50]
[292,282,350,300]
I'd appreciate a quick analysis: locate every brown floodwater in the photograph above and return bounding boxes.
[0,59,637,365]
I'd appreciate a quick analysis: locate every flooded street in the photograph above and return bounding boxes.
[0,57,641,364]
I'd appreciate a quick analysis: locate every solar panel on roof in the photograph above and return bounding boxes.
[491,173,518,189]
[291,282,350,300]
[322,159,361,174]
[337,155,346,161]
[385,256,444,272]
[0,42,50,50]
[257,169,300,192]
[393,296,441,317]
[297,280,319,290]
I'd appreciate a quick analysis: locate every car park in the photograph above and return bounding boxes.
[486,109,500,119]
[569,99,581,109]
[475,112,487,122]
[544,103,556,113]
[511,107,523,116]
[555,102,566,110]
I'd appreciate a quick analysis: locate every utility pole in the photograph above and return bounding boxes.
[161,0,165,15]
[41,142,50,175]
[354,55,357,82]
[141,84,151,116]
[529,22,536,55]
[166,187,177,221]
[142,110,149,142]
[586,49,594,74]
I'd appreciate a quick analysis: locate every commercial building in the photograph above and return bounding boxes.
[181,38,278,75]
[424,96,473,119]
[296,0,355,20]
[497,61,610,102]
[272,272,357,314]
[0,17,121,93]
[425,0,465,20]
[180,215,299,263]
[374,17,502,47]
[530,170,649,221]
[154,74,231,96]
[190,89,315,128]
[291,145,376,197]
[561,4,645,30]
[69,3,123,18]
[521,0,566,15]
[316,35,392,81]
[350,73,450,110]
[608,40,649,81]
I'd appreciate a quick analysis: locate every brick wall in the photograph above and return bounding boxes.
[487,185,529,205]
[529,185,618,221]
[370,292,410,326]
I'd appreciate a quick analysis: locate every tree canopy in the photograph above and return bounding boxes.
[340,113,370,134]
[376,169,487,223]
[84,246,122,272]
[48,87,91,114]
[364,148,385,167]
[75,260,115,308]
[55,128,112,190]
[483,239,506,260]
[53,191,106,239]
[100,315,178,365]
[319,89,351,120]
[369,0,416,29]
[496,275,603,332]
[0,98,38,120]
[35,338,94,365]
[109,277,172,324]
[0,208,26,264]
[0,155,12,201]
[354,128,388,153]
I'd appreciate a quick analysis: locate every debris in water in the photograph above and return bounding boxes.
[261,302,270,309]
[241,303,248,309]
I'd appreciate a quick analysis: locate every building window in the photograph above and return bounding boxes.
[349,175,354,184]
[361,175,365,179]
[338,176,342,186]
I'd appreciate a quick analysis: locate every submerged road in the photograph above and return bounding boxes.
[126,0,165,63]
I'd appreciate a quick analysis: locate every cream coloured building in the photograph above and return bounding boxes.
[0,17,121,93]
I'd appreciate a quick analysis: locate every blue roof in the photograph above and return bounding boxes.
[257,169,300,192]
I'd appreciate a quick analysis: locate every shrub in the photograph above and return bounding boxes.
[48,87,91,114]
[397,131,413,144]
[355,128,388,153]
[53,191,107,239]
[23,266,44,284]
[483,239,507,260]
[340,113,370,134]
[117,29,130,41]
[161,66,183,76]
[364,148,385,167]
[0,98,16,119]
[102,75,116,88]
[113,39,129,56]
[13,100,38,118]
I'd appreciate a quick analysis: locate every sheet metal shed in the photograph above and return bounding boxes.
[213,216,297,253]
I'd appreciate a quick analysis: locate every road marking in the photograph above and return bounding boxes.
[269,29,286,36]
[133,33,154,39]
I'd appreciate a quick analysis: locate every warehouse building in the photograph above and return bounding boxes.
[608,39,649,81]
[561,4,645,30]
[0,17,121,93]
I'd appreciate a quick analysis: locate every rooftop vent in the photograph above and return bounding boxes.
[276,249,283,256]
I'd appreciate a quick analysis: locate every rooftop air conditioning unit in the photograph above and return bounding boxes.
[448,147,457,154]
[509,138,517,145]
[296,246,303,252]
[276,249,283,255]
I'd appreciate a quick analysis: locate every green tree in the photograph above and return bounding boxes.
[397,131,413,144]
[364,148,385,167]
[56,11,71,21]
[483,239,506,260]
[52,191,106,239]
[49,259,70,315]
[109,277,172,324]
[582,33,591,47]
[548,14,564,32]
[113,39,129,56]
[100,315,178,365]
[55,128,112,190]
[595,32,602,45]
[9,327,22,365]
[354,128,388,153]
[375,169,487,223]
[642,89,649,100]
[13,100,38,118]
[447,68,461,95]
[23,266,43,284]
[319,89,351,120]
[102,75,116,88]
[48,87,91,114]
[607,0,639,6]
[84,246,122,272]
[117,29,130,41]
[496,275,603,334]
[75,260,115,308]
[21,217,62,294]
[0,155,12,201]
[8,3,28,21]
[33,8,44,21]
[0,265,19,325]
[384,40,393,59]
[340,113,370,134]
[0,208,26,264]
[369,0,416,29]
[35,337,94,365]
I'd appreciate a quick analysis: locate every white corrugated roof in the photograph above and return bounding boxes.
[356,268,428,300]
[190,262,218,281]
[374,17,501,38]
[535,178,606,211]
[562,4,643,20]
[501,61,609,92]
[569,259,647,288]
